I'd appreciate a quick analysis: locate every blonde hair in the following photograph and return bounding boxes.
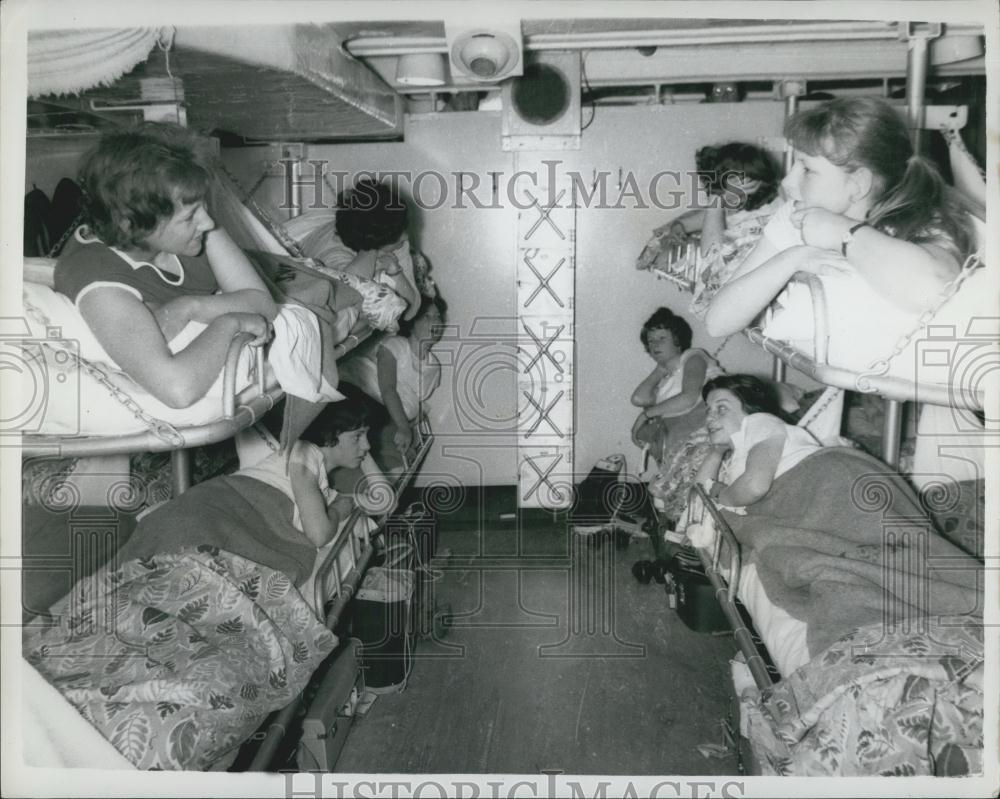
[785,97,975,259]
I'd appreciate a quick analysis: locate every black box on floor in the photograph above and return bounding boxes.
[666,552,729,633]
[353,567,415,693]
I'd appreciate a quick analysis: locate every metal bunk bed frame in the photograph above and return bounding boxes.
[243,417,435,772]
[644,23,985,468]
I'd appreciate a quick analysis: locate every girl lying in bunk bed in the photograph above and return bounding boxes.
[704,96,978,338]
[280,179,422,333]
[636,141,780,308]
[703,95,987,492]
[53,122,278,412]
[22,400,374,771]
[34,121,398,443]
[686,375,984,776]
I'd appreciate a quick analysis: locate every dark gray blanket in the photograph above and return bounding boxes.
[723,447,982,658]
[117,475,317,586]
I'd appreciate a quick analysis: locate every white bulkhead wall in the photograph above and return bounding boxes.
[223,101,815,490]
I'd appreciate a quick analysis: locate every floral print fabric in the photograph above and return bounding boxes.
[24,547,337,770]
[743,619,983,776]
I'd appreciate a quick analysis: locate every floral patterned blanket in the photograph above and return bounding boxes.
[23,548,337,770]
[744,619,983,776]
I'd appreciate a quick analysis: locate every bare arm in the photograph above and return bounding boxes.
[644,354,708,419]
[797,207,961,311]
[204,228,274,297]
[342,249,379,281]
[377,345,414,452]
[79,287,267,408]
[671,208,705,235]
[630,365,669,407]
[153,290,277,340]
[290,465,354,547]
[203,227,277,317]
[695,446,726,486]
[704,242,827,337]
[840,226,959,311]
[698,205,727,257]
[716,435,784,507]
[290,464,336,547]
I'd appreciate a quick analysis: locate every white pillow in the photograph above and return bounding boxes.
[22,280,116,364]
[21,281,256,437]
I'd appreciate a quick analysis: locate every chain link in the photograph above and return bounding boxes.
[45,214,85,258]
[710,333,734,363]
[22,298,185,447]
[215,161,307,259]
[855,250,984,392]
[942,128,987,181]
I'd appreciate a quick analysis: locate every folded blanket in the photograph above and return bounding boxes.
[23,548,336,770]
[245,249,348,447]
[118,476,316,586]
[723,447,982,659]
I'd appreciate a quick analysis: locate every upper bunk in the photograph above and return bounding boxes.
[12,10,993,481]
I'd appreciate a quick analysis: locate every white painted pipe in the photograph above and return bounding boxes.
[346,21,981,58]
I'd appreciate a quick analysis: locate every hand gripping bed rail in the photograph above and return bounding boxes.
[688,485,774,691]
[246,419,434,772]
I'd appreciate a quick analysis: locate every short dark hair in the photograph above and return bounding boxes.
[334,180,409,252]
[78,122,212,249]
[696,142,780,212]
[397,292,447,337]
[299,399,369,448]
[640,307,692,352]
[701,374,787,419]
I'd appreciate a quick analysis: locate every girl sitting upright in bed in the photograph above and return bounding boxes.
[54,123,278,409]
[704,97,977,338]
[630,307,723,525]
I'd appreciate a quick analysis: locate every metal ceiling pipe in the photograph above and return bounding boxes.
[902,22,941,152]
[346,21,981,58]
[524,21,903,49]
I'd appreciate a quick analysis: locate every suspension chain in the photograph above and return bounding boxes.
[22,298,185,447]
[214,161,308,259]
[45,213,85,258]
[855,250,984,392]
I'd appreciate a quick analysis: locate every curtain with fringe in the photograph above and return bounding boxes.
[28,28,161,98]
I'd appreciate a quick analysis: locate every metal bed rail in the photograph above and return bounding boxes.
[747,271,984,469]
[748,274,985,411]
[21,335,281,458]
[644,232,703,292]
[688,484,774,691]
[246,419,434,772]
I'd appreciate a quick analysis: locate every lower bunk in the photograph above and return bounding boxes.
[684,448,985,777]
[20,420,434,772]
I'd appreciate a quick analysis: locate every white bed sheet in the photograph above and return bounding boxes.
[24,281,259,437]
[21,659,134,770]
[737,563,811,677]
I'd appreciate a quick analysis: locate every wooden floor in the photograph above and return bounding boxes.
[335,509,740,775]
